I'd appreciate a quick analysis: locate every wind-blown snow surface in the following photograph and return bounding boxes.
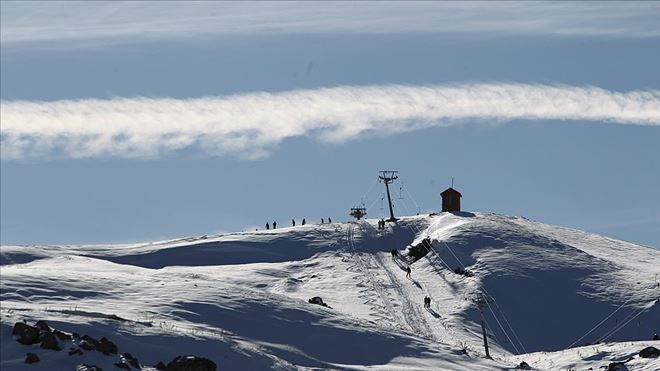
[1,212,659,370]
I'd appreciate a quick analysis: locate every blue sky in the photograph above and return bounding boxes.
[1,2,659,246]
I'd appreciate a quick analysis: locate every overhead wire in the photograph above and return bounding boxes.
[566,296,633,348]
[482,293,521,354]
[594,302,652,344]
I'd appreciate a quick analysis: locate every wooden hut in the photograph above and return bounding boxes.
[441,187,462,212]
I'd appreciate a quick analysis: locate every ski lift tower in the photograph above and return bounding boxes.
[378,171,398,222]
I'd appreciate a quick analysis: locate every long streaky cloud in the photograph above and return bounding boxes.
[2,2,660,48]
[2,83,659,160]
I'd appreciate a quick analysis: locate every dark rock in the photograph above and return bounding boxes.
[97,337,118,355]
[123,352,141,369]
[454,267,474,277]
[607,357,633,371]
[76,364,104,371]
[639,346,660,358]
[25,353,40,364]
[114,362,131,370]
[12,322,40,345]
[35,320,50,331]
[607,362,626,371]
[81,335,99,346]
[80,335,99,350]
[40,331,61,351]
[518,361,531,370]
[308,296,328,307]
[407,238,433,260]
[12,321,26,335]
[154,361,167,370]
[69,347,84,356]
[165,355,217,371]
[53,329,72,341]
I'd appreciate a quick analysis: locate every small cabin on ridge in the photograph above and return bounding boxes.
[441,187,462,212]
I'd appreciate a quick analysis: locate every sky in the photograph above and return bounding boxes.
[1,1,659,247]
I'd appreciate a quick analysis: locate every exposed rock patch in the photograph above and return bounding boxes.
[165,355,217,371]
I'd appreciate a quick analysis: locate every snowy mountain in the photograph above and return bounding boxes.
[1,212,659,370]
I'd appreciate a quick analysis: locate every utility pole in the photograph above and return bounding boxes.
[378,171,398,222]
[474,295,492,359]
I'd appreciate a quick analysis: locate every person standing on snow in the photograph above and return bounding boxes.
[302,218,306,225]
[406,266,411,279]
[273,221,277,229]
[292,219,296,227]
[266,222,270,230]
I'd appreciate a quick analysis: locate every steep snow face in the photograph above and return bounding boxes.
[1,213,659,370]
[421,213,660,353]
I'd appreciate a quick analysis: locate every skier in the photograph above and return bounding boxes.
[292,219,296,227]
[391,249,398,261]
[328,217,332,223]
[266,222,270,230]
[273,221,277,229]
[406,266,411,279]
[321,218,324,224]
[302,218,306,225]
[423,296,428,308]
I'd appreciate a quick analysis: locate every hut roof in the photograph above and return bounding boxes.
[440,187,462,197]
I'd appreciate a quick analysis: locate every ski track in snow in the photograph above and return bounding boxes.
[343,223,401,331]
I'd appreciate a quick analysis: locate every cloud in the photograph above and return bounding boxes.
[1,2,659,49]
[1,83,659,160]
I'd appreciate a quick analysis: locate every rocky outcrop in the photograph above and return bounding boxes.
[79,335,99,351]
[12,322,41,345]
[40,331,61,351]
[53,329,72,341]
[639,346,660,358]
[25,353,40,364]
[517,361,531,370]
[165,355,217,371]
[35,320,50,331]
[123,352,141,369]
[96,337,118,355]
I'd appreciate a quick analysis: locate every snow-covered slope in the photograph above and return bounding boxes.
[1,212,659,370]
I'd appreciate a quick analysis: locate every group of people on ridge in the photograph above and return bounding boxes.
[290,218,306,227]
[377,219,387,230]
[267,217,334,230]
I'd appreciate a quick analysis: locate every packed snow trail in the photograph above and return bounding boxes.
[372,252,436,341]
[343,223,402,330]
